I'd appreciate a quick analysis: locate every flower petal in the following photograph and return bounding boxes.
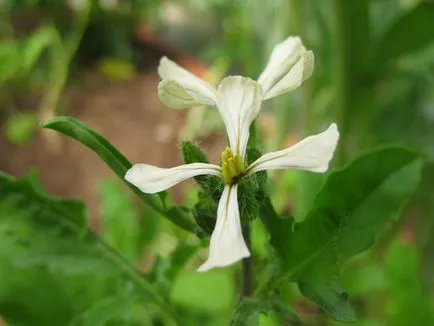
[257,36,314,100]
[197,184,250,272]
[158,57,216,109]
[125,163,221,193]
[246,123,339,175]
[216,76,262,159]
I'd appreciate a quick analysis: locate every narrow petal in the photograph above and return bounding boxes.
[158,57,216,109]
[197,184,250,272]
[257,36,314,100]
[216,76,262,159]
[125,163,221,193]
[263,50,314,100]
[245,123,339,175]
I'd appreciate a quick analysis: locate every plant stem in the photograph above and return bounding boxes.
[241,225,252,298]
[331,0,370,163]
[331,0,351,164]
[40,8,90,151]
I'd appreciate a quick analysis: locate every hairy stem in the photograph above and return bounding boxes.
[241,225,253,298]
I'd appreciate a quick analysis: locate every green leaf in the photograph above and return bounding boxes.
[22,26,54,73]
[261,147,424,321]
[230,297,300,326]
[69,295,142,326]
[375,3,434,63]
[0,171,176,325]
[43,116,197,232]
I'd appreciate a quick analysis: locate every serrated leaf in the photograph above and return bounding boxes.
[43,116,196,232]
[375,3,434,63]
[230,297,300,326]
[261,147,423,321]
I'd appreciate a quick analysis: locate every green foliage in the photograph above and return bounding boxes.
[99,179,158,263]
[261,147,423,321]
[43,116,197,233]
[148,241,199,298]
[0,171,175,325]
[22,26,55,73]
[171,269,235,321]
[0,26,54,85]
[5,112,38,145]
[181,141,223,199]
[375,2,434,63]
[386,241,434,326]
[230,297,300,326]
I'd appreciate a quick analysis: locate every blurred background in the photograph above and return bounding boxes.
[1,0,434,325]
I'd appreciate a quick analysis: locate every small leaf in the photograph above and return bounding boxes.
[262,147,424,321]
[230,297,300,326]
[22,26,54,73]
[43,116,197,232]
[375,3,434,62]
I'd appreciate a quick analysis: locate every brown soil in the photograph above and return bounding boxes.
[0,68,223,221]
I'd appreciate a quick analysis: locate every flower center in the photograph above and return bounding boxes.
[221,147,245,184]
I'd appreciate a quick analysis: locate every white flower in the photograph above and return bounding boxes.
[157,36,313,109]
[125,76,339,272]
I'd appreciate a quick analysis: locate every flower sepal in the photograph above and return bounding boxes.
[182,141,224,200]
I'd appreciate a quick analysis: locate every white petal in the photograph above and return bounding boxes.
[158,57,216,109]
[125,163,221,193]
[257,36,314,100]
[216,76,262,158]
[246,123,339,175]
[197,184,250,272]
[263,51,314,100]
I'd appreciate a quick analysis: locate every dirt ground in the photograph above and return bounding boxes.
[0,66,224,221]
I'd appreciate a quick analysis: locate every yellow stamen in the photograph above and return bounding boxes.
[220,147,245,184]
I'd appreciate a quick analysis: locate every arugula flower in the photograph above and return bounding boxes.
[125,74,339,271]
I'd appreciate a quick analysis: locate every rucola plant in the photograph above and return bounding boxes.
[0,35,424,325]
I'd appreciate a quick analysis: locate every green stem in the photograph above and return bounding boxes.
[331,0,370,163]
[331,0,351,164]
[241,225,252,298]
[39,7,90,122]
